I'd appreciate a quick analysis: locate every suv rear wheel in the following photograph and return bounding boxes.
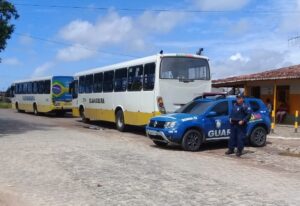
[249,126,267,147]
[181,129,203,152]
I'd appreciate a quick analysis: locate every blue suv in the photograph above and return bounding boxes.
[146,96,271,151]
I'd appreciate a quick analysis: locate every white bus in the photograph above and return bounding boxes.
[11,76,74,115]
[70,53,211,131]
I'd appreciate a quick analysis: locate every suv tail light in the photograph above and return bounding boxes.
[157,96,166,114]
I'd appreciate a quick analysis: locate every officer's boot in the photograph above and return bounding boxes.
[236,149,243,157]
[225,149,234,155]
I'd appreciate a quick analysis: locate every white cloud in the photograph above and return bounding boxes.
[31,62,54,77]
[229,53,250,63]
[193,0,250,11]
[57,10,187,61]
[57,45,96,61]
[2,57,22,66]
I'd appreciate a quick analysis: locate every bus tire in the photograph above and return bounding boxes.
[16,103,20,112]
[116,110,126,132]
[33,104,39,116]
[79,107,89,123]
[249,126,267,147]
[181,129,203,152]
[56,110,66,117]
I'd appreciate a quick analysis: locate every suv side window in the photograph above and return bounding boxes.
[249,100,260,112]
[211,101,229,116]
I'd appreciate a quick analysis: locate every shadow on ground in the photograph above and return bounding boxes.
[0,117,55,137]
[77,119,147,136]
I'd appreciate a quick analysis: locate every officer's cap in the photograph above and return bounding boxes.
[236,93,244,99]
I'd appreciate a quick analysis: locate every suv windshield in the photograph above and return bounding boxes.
[176,101,213,115]
[160,57,210,80]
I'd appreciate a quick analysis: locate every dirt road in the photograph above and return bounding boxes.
[0,109,299,206]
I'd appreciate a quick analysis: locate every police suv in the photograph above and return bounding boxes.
[146,96,271,151]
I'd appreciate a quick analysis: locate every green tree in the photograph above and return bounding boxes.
[0,0,19,60]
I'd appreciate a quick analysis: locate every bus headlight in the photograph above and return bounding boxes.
[164,121,176,128]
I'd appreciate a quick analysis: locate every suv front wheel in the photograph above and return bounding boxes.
[249,126,267,147]
[181,129,203,152]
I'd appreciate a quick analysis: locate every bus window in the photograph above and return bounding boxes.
[79,76,85,93]
[85,75,93,93]
[44,80,51,94]
[160,57,210,80]
[15,84,18,94]
[33,82,38,94]
[93,73,103,93]
[128,65,143,91]
[103,71,114,92]
[38,81,44,94]
[115,68,127,92]
[23,83,28,94]
[143,63,155,91]
[28,82,33,94]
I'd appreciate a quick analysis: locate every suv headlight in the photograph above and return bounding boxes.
[164,121,176,128]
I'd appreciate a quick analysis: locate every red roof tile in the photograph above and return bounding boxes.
[212,64,300,87]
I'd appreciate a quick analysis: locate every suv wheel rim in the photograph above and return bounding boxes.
[253,128,266,145]
[187,132,200,150]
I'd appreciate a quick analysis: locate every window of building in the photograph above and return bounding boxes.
[128,65,143,91]
[93,73,103,93]
[114,68,127,92]
[143,63,155,91]
[103,71,114,92]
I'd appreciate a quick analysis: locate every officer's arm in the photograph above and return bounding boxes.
[243,105,252,123]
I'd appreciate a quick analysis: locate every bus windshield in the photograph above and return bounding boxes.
[160,57,210,80]
[175,101,213,115]
[52,76,73,101]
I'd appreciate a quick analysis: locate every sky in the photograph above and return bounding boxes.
[1,0,300,90]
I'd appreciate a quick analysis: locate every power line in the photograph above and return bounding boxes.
[14,3,300,14]
[15,33,140,58]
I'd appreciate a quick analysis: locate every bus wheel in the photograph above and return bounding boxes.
[181,129,202,152]
[33,104,39,116]
[116,110,126,132]
[80,107,89,123]
[16,103,21,112]
[56,110,66,117]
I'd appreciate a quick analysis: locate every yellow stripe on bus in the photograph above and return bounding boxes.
[75,107,161,126]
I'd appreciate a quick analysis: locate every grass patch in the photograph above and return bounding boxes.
[0,102,11,109]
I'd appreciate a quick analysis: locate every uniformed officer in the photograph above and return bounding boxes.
[225,94,252,157]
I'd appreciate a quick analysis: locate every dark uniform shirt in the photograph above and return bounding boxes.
[230,103,252,125]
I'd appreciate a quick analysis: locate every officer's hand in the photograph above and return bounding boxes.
[239,120,244,125]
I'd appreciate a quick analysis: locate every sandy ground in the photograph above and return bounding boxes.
[0,109,299,206]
